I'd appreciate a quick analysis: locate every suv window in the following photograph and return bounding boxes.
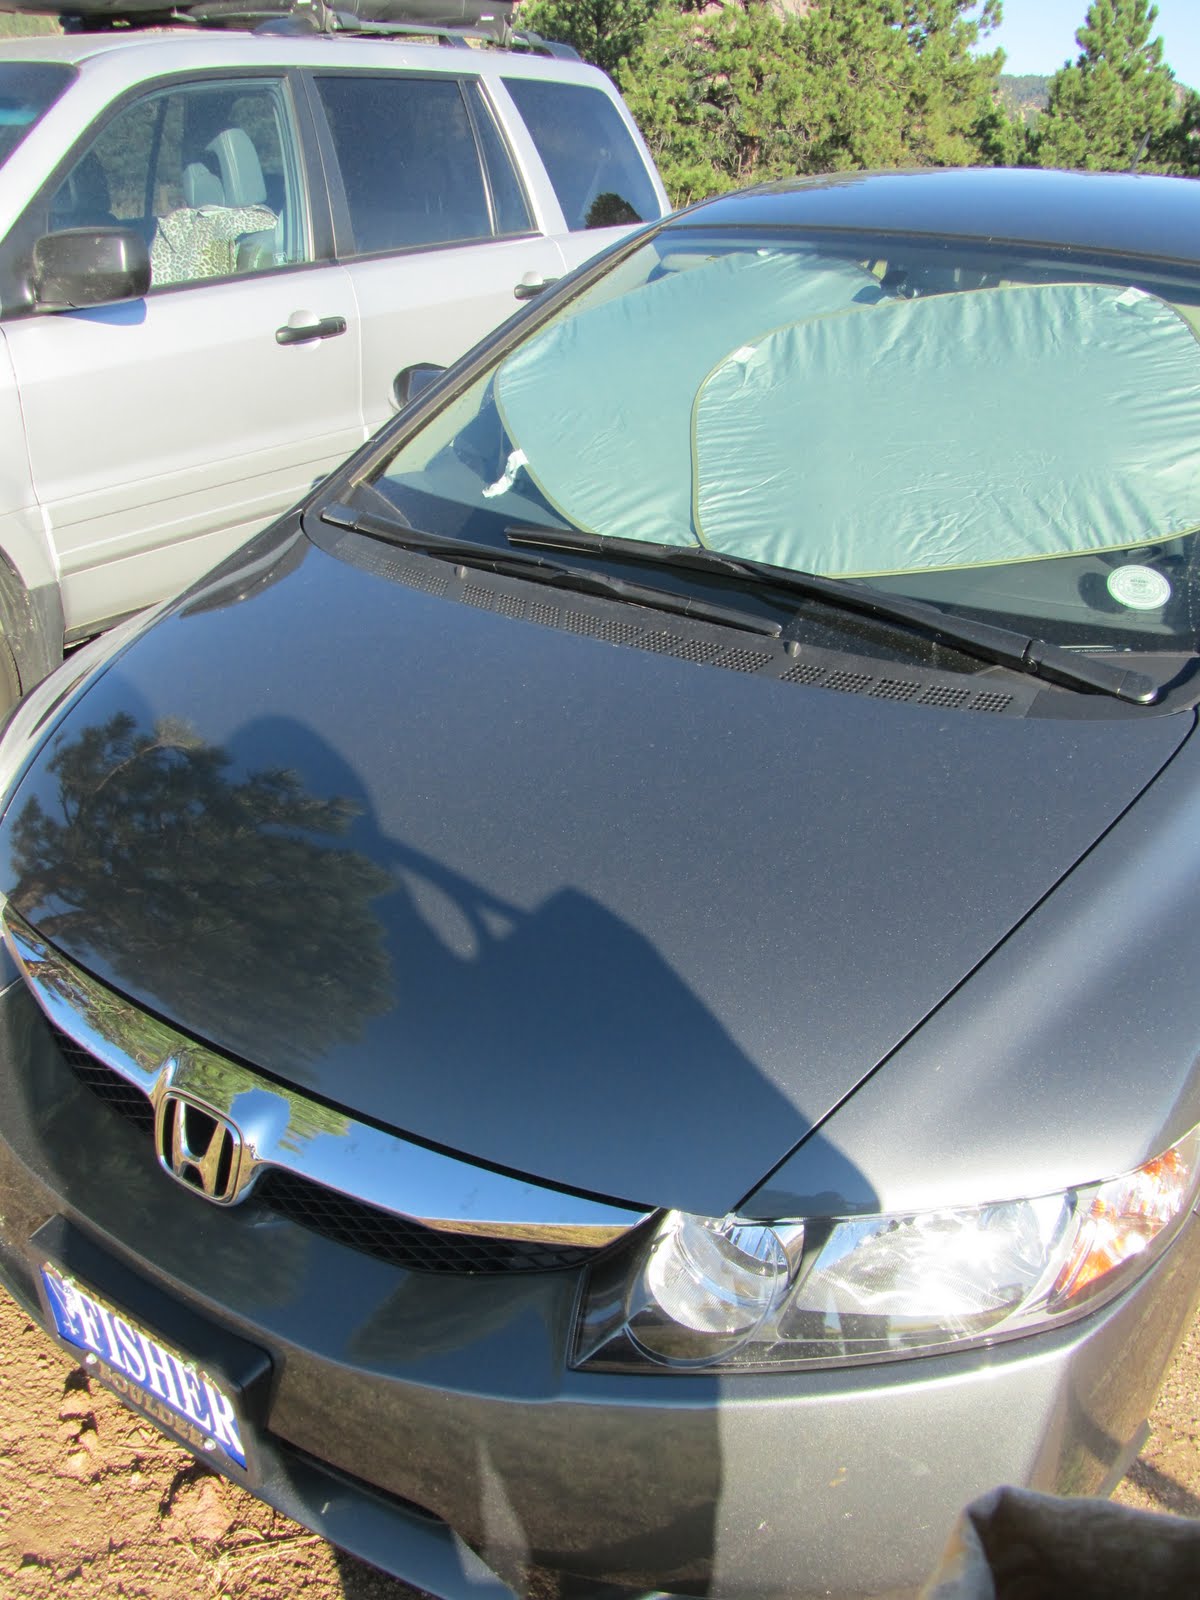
[501,77,658,231]
[467,82,532,237]
[0,63,74,171]
[316,74,500,255]
[49,79,308,287]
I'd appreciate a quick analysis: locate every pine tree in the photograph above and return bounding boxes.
[798,0,1007,172]
[618,0,1010,205]
[9,714,395,1061]
[1152,90,1200,175]
[516,0,662,78]
[619,1,812,203]
[1033,0,1180,172]
[902,1,1013,167]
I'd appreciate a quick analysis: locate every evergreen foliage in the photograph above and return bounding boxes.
[9,713,395,1061]
[517,0,661,77]
[618,2,809,202]
[613,0,1015,204]
[1156,91,1200,176]
[1033,0,1182,172]
[1000,73,1051,114]
[515,1,1199,199]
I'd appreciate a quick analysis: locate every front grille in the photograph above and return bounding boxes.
[54,1027,155,1131]
[53,1027,593,1275]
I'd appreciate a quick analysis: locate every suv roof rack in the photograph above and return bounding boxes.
[246,0,580,56]
[238,0,518,41]
[17,0,578,53]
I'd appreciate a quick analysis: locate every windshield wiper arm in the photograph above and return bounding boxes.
[319,504,781,639]
[505,524,1160,706]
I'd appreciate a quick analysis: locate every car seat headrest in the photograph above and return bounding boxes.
[183,160,225,208]
[205,127,267,208]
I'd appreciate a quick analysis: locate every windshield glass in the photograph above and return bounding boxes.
[0,63,73,170]
[363,223,1200,655]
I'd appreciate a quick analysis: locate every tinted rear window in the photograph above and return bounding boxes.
[316,74,493,254]
[0,62,74,171]
[502,77,659,231]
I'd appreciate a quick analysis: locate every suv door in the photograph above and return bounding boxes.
[307,70,566,432]
[0,73,363,635]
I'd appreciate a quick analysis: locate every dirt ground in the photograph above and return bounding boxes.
[1,1290,1197,1599]
[0,1290,419,1600]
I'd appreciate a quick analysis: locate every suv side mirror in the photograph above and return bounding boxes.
[393,363,446,410]
[32,227,151,310]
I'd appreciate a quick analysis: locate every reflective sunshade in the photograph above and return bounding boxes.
[371,225,1200,652]
[500,276,1200,576]
[494,250,882,549]
[696,284,1200,574]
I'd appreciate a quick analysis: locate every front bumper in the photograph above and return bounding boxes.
[0,971,1197,1600]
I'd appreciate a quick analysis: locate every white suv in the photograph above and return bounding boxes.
[0,9,668,708]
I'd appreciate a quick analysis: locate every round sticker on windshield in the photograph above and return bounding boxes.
[1107,565,1172,611]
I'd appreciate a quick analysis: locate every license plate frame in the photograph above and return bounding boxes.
[30,1218,270,1486]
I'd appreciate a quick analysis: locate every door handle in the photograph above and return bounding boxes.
[276,314,347,345]
[514,274,559,301]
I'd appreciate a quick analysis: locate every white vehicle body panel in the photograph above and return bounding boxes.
[5,267,363,631]
[0,326,49,593]
[350,236,562,432]
[0,28,668,668]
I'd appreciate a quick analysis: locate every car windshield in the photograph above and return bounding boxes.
[0,63,73,170]
[361,222,1200,655]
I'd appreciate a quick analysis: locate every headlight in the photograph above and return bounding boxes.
[631,1212,802,1364]
[572,1126,1200,1373]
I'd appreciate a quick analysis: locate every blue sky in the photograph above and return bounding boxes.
[982,0,1200,90]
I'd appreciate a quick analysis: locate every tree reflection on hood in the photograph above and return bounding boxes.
[6,712,394,1062]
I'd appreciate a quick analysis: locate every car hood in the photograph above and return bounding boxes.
[0,528,1190,1214]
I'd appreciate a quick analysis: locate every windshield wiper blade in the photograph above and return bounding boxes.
[505,524,1160,706]
[319,504,781,639]
[324,501,537,567]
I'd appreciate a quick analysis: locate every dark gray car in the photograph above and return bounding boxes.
[0,166,1198,1599]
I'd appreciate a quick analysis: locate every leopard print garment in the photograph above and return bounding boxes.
[150,203,278,287]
